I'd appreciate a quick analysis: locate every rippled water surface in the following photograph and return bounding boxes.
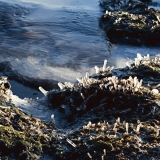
[1,0,160,81]
[0,0,107,83]
[0,0,160,120]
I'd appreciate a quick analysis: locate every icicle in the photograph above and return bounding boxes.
[103,60,107,72]
[139,79,143,88]
[76,78,82,83]
[88,78,92,85]
[80,93,85,99]
[82,78,86,87]
[129,76,133,82]
[113,122,117,131]
[134,77,138,87]
[135,58,140,67]
[105,83,110,88]
[51,114,54,120]
[116,117,120,125]
[136,124,141,133]
[64,82,74,88]
[39,86,48,96]
[110,66,114,72]
[83,77,88,86]
[85,72,89,80]
[156,129,160,137]
[117,85,121,91]
[95,66,100,74]
[113,82,117,90]
[87,121,92,128]
[155,57,159,63]
[66,138,77,147]
[137,53,143,61]
[87,152,92,159]
[126,122,129,134]
[58,82,65,90]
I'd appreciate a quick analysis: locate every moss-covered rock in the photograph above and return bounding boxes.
[0,77,56,159]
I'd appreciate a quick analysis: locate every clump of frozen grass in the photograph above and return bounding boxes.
[135,53,150,67]
[104,75,143,93]
[151,89,159,95]
[95,60,114,75]
[126,53,160,69]
[76,72,100,88]
[0,76,13,102]
[105,10,112,16]
[57,82,74,90]
[64,82,74,89]
[126,53,150,68]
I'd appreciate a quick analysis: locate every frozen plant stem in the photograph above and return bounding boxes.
[87,152,92,159]
[103,60,107,72]
[103,149,106,155]
[66,138,77,148]
[156,129,160,137]
[126,122,129,134]
[136,124,141,133]
[116,117,120,125]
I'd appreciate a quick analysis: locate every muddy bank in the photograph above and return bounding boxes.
[99,0,160,46]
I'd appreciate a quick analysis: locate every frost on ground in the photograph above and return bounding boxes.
[0,53,160,159]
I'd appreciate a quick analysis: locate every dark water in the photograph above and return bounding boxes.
[0,0,160,120]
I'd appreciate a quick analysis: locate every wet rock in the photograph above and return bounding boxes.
[99,0,160,46]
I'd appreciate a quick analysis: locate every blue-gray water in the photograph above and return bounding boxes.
[1,0,160,121]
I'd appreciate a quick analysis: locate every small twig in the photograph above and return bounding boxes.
[66,138,77,147]
[91,103,106,112]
